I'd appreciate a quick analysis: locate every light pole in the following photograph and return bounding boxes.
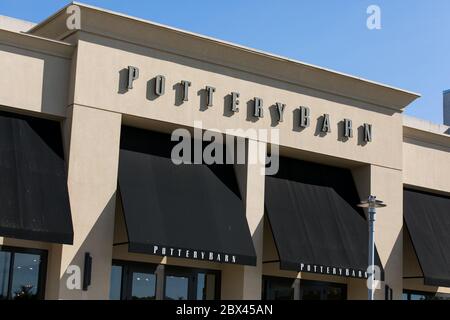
[358,195,386,301]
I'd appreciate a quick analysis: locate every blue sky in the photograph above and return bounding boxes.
[1,0,449,124]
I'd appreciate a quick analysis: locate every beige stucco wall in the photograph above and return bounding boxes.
[0,32,410,300]
[70,33,403,171]
[221,140,266,300]
[62,26,408,300]
[56,105,122,299]
[369,165,404,299]
[0,5,449,300]
[403,138,450,193]
[0,31,72,118]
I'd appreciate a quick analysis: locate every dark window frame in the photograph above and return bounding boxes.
[0,245,48,300]
[164,265,221,300]
[111,259,157,300]
[300,279,347,300]
[109,264,125,300]
[262,276,347,300]
[262,275,296,300]
[111,260,221,300]
[163,267,196,300]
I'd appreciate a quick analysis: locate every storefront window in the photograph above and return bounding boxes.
[301,280,346,300]
[324,286,346,300]
[403,290,450,300]
[165,274,189,300]
[110,262,157,300]
[262,276,296,300]
[109,265,122,300]
[301,284,322,300]
[163,268,219,300]
[11,253,41,299]
[196,273,217,300]
[110,261,220,300]
[263,277,346,300]
[0,247,46,300]
[131,272,156,300]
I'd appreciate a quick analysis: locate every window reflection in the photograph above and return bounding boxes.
[0,252,11,300]
[11,253,40,300]
[325,286,345,300]
[109,265,122,300]
[197,273,205,300]
[110,262,220,300]
[165,275,189,300]
[0,249,44,301]
[197,273,216,300]
[263,277,347,300]
[411,294,427,300]
[131,272,156,300]
[301,285,322,300]
[263,277,295,300]
[301,280,346,300]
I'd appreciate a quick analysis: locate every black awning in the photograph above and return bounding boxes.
[404,189,450,287]
[0,111,73,244]
[265,157,383,279]
[118,126,256,266]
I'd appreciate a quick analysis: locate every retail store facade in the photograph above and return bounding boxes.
[0,3,449,300]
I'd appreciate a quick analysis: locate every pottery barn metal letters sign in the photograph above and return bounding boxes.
[124,66,373,142]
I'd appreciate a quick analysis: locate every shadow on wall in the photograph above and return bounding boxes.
[56,192,118,299]
[221,216,264,300]
[378,228,402,300]
[401,226,439,296]
[382,227,438,300]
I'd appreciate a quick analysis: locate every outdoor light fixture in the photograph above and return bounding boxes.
[358,195,386,301]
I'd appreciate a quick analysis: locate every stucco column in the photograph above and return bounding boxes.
[369,165,403,300]
[351,164,403,300]
[221,139,266,299]
[56,104,122,299]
